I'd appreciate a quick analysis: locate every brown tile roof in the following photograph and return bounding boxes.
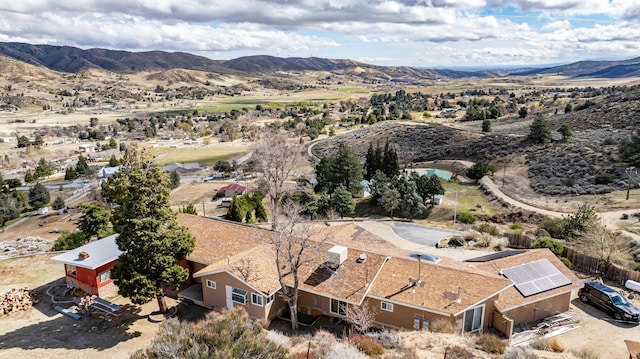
[625,340,640,358]
[312,223,412,258]
[369,256,512,315]
[177,213,273,265]
[470,249,583,311]
[194,245,282,295]
[284,244,390,304]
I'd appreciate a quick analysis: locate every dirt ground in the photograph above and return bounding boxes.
[0,254,209,359]
[0,209,83,244]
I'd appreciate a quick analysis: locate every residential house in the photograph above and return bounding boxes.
[214,183,247,198]
[78,144,97,153]
[176,214,284,321]
[50,215,582,339]
[51,234,122,297]
[161,162,201,173]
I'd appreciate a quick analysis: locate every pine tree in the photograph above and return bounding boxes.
[382,139,399,178]
[34,157,54,179]
[528,114,551,144]
[78,203,113,240]
[28,182,50,208]
[76,155,92,175]
[169,171,181,189]
[331,185,356,218]
[52,196,66,210]
[364,142,381,180]
[64,166,78,181]
[102,149,195,313]
[226,196,245,222]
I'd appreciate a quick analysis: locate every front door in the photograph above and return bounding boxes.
[225,285,233,309]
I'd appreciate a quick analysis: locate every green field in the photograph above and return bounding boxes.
[148,147,249,166]
[336,87,370,93]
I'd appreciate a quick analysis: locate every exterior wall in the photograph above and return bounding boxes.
[190,262,208,284]
[298,291,331,317]
[492,311,514,338]
[199,272,275,321]
[65,264,98,295]
[64,261,118,298]
[501,292,572,326]
[95,261,118,298]
[367,297,453,331]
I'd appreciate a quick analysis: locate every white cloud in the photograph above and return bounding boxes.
[0,0,636,66]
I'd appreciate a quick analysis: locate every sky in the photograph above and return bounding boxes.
[0,1,638,68]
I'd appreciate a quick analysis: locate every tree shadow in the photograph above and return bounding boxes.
[0,277,146,352]
[0,302,143,351]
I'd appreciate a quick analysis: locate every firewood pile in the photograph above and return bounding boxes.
[0,288,37,315]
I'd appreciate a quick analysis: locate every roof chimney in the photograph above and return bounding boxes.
[416,253,422,282]
[78,251,90,260]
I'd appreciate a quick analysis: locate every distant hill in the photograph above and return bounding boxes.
[508,57,640,78]
[0,42,500,80]
[0,42,637,79]
[0,42,228,73]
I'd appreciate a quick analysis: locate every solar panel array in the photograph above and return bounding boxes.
[502,259,572,297]
[464,249,527,262]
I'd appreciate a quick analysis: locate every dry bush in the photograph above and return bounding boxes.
[445,345,475,359]
[312,330,337,357]
[324,342,367,359]
[349,334,384,355]
[290,335,308,346]
[550,337,564,352]
[570,347,600,359]
[365,330,403,349]
[475,333,506,354]
[529,338,551,351]
[431,318,455,333]
[266,330,291,349]
[503,347,540,359]
[290,351,315,359]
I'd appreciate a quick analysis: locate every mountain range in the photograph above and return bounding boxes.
[0,41,639,79]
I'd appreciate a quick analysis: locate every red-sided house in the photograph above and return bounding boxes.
[51,234,122,298]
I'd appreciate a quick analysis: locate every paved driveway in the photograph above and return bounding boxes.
[391,222,460,247]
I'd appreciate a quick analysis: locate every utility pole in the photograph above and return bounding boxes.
[626,167,637,201]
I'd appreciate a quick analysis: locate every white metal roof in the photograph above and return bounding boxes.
[51,234,122,270]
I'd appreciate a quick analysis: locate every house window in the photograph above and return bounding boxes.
[206,280,216,289]
[380,302,394,312]
[98,269,111,283]
[251,293,263,307]
[463,305,484,333]
[232,288,247,305]
[265,293,275,305]
[66,265,77,276]
[330,298,347,316]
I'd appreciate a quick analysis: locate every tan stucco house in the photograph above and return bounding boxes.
[52,214,582,339]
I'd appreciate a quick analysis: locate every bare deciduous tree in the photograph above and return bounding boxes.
[265,202,321,330]
[254,131,302,230]
[575,220,631,272]
[345,300,378,333]
[232,258,259,282]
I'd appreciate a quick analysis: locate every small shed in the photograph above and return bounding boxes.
[78,144,97,153]
[51,234,122,298]
[431,194,444,205]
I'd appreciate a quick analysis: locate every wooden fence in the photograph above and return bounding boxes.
[507,234,640,286]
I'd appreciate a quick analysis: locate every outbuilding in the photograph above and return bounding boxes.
[51,234,122,298]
